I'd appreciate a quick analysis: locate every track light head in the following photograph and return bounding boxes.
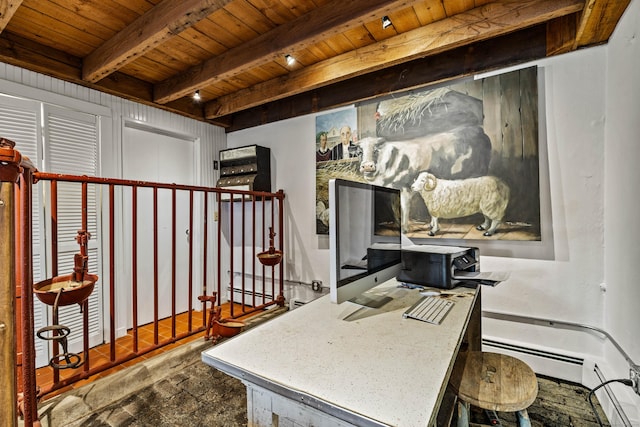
[285,54,295,66]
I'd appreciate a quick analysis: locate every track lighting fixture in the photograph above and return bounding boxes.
[285,54,295,66]
[382,16,393,29]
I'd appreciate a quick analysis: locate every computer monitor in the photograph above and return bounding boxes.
[329,179,402,308]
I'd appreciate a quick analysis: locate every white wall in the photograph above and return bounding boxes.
[229,2,640,420]
[228,111,338,287]
[480,48,609,362]
[603,0,640,419]
[605,0,640,366]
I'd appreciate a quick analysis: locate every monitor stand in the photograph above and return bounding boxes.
[348,294,393,309]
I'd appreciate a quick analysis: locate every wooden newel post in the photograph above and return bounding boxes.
[0,137,22,427]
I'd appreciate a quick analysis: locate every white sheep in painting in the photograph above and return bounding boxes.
[410,172,510,236]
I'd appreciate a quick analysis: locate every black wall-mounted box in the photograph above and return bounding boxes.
[217,145,271,200]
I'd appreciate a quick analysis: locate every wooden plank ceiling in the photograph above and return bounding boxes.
[0,0,631,132]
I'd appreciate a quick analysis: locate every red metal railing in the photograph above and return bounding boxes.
[1,140,285,426]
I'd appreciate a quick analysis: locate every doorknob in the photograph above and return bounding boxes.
[185,229,190,243]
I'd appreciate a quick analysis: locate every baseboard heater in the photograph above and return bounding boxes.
[482,339,632,426]
[483,309,637,427]
[482,337,585,385]
[289,299,307,310]
[227,286,274,306]
[226,272,275,306]
[482,338,584,366]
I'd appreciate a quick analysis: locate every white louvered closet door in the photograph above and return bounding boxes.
[0,96,49,368]
[42,105,103,357]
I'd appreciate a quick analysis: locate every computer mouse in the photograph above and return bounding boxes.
[419,290,441,297]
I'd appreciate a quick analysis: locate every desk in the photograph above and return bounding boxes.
[202,279,481,426]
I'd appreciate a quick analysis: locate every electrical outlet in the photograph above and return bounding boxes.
[311,280,322,292]
[631,367,640,396]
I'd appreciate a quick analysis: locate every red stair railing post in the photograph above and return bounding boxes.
[277,190,285,306]
[109,184,116,361]
[0,138,21,426]
[17,151,38,426]
[171,188,177,337]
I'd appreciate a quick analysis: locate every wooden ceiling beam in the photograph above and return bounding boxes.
[221,25,549,132]
[0,31,207,122]
[546,15,578,56]
[204,0,583,119]
[153,0,427,104]
[0,32,82,79]
[573,0,631,49]
[83,0,233,83]
[0,0,23,33]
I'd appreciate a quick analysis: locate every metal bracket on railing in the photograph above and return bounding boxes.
[35,290,84,370]
[73,230,91,282]
[0,138,22,182]
[75,230,91,247]
[198,292,220,341]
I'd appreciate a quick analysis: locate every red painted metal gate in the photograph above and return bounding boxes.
[0,138,286,426]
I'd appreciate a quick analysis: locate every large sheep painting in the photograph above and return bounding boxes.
[316,67,540,241]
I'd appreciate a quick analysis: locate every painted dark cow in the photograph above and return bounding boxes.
[357,126,491,230]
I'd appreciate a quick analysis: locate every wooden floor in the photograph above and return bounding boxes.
[467,375,610,426]
[35,303,261,400]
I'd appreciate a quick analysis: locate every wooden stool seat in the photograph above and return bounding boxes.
[450,352,538,426]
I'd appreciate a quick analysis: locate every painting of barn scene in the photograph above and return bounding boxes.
[315,66,541,241]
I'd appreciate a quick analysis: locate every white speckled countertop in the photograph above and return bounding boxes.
[202,279,478,427]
